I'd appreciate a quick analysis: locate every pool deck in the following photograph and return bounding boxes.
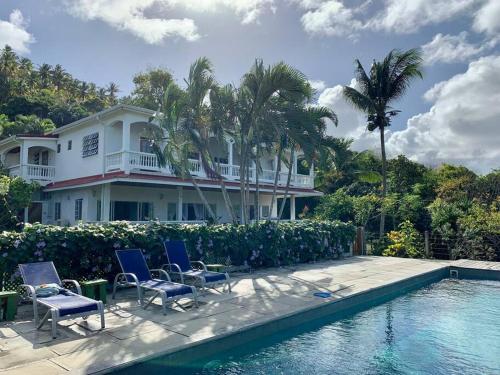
[0,256,498,374]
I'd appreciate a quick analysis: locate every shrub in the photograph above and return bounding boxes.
[0,220,355,289]
[383,220,425,258]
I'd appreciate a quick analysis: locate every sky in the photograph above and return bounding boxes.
[1,0,499,173]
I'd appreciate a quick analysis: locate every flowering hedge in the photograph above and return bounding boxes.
[0,220,355,289]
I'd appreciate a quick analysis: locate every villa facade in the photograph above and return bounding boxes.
[0,104,321,225]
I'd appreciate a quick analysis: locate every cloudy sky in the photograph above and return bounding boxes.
[1,0,499,173]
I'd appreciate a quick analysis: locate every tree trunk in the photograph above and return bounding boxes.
[278,148,295,223]
[239,139,248,224]
[255,143,261,222]
[379,126,387,239]
[269,144,283,220]
[190,176,217,223]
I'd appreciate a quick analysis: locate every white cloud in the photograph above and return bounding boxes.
[421,32,485,65]
[298,0,363,37]
[317,79,380,151]
[64,0,200,43]
[64,0,276,44]
[0,9,35,54]
[369,0,475,34]
[167,0,275,24]
[387,55,500,173]
[309,79,326,92]
[473,0,500,36]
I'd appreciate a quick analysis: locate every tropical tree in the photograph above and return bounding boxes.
[106,82,119,104]
[343,48,423,238]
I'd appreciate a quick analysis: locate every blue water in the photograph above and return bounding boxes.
[125,279,500,374]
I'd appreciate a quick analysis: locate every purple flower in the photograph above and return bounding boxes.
[61,242,67,248]
[113,242,120,249]
[92,266,98,272]
[36,241,46,249]
[2,253,7,258]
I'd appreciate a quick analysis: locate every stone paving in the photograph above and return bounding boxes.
[0,256,472,374]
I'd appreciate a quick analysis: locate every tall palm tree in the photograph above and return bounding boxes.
[79,81,89,100]
[51,64,67,91]
[106,82,119,104]
[343,48,423,238]
[239,59,312,223]
[38,63,52,89]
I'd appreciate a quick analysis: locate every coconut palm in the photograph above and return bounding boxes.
[51,64,67,90]
[38,63,52,89]
[106,82,119,104]
[343,48,423,238]
[239,59,312,223]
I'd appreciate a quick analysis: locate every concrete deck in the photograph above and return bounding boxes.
[0,256,496,374]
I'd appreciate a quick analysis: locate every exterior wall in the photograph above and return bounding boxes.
[55,121,104,181]
[44,183,274,225]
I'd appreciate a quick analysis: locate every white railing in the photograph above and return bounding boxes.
[105,151,122,170]
[26,164,56,180]
[104,151,313,188]
[129,151,160,171]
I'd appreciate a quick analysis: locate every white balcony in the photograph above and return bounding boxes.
[8,164,56,185]
[105,151,314,188]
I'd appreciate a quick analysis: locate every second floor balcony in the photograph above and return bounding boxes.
[105,150,314,188]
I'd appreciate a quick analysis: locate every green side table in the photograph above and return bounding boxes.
[206,264,227,272]
[0,291,18,321]
[81,279,108,304]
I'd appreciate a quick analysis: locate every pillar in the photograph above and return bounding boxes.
[177,186,183,222]
[290,195,296,221]
[122,121,131,173]
[101,183,111,222]
[227,140,234,176]
[21,144,29,177]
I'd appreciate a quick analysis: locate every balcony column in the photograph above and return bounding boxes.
[101,183,111,221]
[290,195,296,221]
[227,140,233,176]
[21,144,29,178]
[177,186,183,222]
[122,121,131,174]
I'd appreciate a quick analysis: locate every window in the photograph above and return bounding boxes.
[167,203,177,221]
[261,205,270,218]
[96,200,101,221]
[74,199,83,221]
[140,137,154,153]
[33,152,40,165]
[82,132,99,158]
[182,203,215,221]
[54,202,61,221]
[67,140,72,150]
[139,202,153,221]
[57,144,61,153]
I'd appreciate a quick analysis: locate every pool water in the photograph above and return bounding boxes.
[128,279,500,375]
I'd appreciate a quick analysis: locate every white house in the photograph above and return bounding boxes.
[0,105,321,225]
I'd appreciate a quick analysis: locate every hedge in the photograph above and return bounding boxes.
[0,220,355,290]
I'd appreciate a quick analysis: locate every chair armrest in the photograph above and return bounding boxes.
[62,279,82,295]
[191,261,207,271]
[150,268,171,282]
[161,263,182,274]
[114,272,140,285]
[21,284,36,299]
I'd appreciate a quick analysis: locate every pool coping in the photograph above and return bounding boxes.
[103,265,456,373]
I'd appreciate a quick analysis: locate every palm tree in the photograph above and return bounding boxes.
[106,82,119,104]
[38,63,52,89]
[51,64,67,90]
[79,81,89,100]
[239,59,312,223]
[343,48,423,238]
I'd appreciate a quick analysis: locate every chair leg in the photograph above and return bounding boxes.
[161,292,167,315]
[191,286,199,308]
[225,273,232,293]
[32,299,39,326]
[98,302,105,329]
[50,309,58,339]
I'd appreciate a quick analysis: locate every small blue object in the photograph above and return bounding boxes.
[314,292,332,298]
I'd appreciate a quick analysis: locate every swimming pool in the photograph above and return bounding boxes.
[120,278,500,374]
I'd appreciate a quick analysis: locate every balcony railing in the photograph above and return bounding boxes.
[105,151,314,188]
[7,164,56,184]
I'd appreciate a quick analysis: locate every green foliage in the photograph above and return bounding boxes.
[0,114,55,138]
[122,68,175,110]
[0,176,37,230]
[314,189,354,222]
[352,194,381,227]
[0,45,111,131]
[0,220,355,287]
[383,220,425,258]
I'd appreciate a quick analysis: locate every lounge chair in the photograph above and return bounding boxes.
[162,240,231,293]
[19,261,105,339]
[112,249,198,314]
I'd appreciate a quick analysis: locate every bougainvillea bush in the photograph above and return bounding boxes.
[0,220,355,289]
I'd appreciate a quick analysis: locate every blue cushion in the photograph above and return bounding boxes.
[38,291,98,317]
[19,262,61,287]
[184,270,227,283]
[139,279,193,298]
[163,240,192,272]
[115,249,152,282]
